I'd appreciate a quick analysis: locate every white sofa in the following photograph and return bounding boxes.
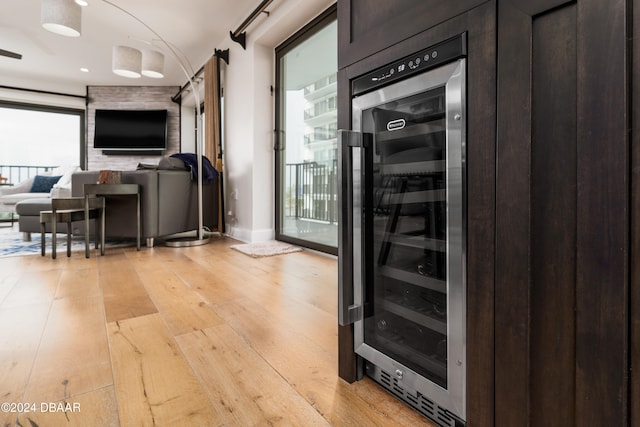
[0,166,79,215]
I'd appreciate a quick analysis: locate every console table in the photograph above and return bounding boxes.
[84,183,141,251]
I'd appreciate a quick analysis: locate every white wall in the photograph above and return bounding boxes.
[220,0,335,242]
[180,104,196,154]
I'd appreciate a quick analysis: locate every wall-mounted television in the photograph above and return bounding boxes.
[94,109,167,154]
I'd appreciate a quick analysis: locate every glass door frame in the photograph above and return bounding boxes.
[274,5,338,255]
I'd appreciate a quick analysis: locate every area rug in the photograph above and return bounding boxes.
[0,230,133,258]
[230,240,303,258]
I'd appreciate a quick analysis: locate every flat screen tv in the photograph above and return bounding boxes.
[94,109,167,152]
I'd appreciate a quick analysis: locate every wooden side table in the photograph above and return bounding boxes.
[84,183,141,251]
[40,197,105,259]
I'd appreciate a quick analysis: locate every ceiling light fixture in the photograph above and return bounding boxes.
[141,50,164,78]
[41,0,82,37]
[112,45,141,78]
[75,0,88,5]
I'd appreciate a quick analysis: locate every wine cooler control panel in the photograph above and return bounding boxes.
[352,34,467,96]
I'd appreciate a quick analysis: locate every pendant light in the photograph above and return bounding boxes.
[142,50,165,78]
[41,0,81,37]
[112,45,142,78]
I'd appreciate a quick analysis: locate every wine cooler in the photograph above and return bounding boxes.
[339,34,466,426]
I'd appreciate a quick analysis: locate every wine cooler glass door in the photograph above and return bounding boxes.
[352,58,466,421]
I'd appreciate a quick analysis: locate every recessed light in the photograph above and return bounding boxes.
[80,67,89,72]
[75,0,88,6]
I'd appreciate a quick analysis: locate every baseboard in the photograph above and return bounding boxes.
[251,228,275,242]
[225,226,274,243]
[225,226,250,243]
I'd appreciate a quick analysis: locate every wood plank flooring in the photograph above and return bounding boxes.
[0,234,434,426]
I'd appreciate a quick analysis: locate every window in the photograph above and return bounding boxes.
[0,102,84,182]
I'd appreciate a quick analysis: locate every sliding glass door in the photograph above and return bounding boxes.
[275,7,337,254]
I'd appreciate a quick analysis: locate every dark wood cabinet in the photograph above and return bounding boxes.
[632,3,640,426]
[338,0,489,68]
[339,0,639,425]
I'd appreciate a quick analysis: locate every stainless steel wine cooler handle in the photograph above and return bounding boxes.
[338,129,369,326]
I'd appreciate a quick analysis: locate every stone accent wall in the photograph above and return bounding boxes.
[87,86,181,171]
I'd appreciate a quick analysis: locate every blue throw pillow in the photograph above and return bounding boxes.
[30,175,62,193]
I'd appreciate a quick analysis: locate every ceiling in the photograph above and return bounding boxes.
[0,0,262,97]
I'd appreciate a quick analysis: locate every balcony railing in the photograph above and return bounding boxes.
[285,161,337,224]
[0,165,58,185]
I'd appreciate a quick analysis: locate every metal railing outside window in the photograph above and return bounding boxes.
[0,165,58,186]
[284,160,337,224]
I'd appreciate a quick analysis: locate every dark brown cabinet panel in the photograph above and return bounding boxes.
[496,0,629,425]
[494,4,533,425]
[496,1,580,425]
[338,0,488,68]
[530,6,577,426]
[632,2,640,425]
[574,0,628,424]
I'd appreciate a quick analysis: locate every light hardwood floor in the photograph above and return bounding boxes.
[0,233,435,426]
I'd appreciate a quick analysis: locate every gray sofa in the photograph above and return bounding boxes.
[16,169,216,247]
